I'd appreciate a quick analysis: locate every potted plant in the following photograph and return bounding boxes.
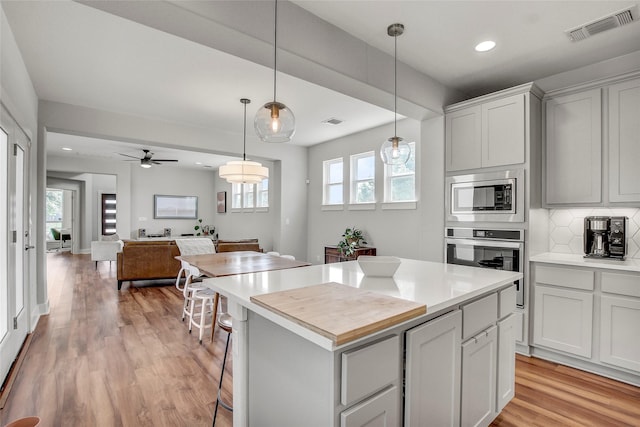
[337,227,367,258]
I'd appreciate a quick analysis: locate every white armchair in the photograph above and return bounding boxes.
[91,234,123,268]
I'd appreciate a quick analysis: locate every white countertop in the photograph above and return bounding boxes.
[530,252,640,273]
[203,258,522,350]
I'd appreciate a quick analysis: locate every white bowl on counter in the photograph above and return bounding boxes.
[357,256,401,277]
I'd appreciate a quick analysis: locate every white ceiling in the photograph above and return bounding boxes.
[4,0,640,169]
[294,1,640,96]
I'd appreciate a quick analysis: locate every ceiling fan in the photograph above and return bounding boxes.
[119,149,178,168]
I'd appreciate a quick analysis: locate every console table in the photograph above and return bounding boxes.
[324,246,376,264]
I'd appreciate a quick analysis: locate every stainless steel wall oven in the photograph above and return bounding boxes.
[445,228,525,307]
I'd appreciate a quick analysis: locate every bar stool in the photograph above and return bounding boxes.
[189,289,219,344]
[213,313,233,425]
[186,265,219,344]
[181,262,207,322]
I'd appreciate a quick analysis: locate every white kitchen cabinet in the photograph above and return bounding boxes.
[530,260,640,386]
[600,295,640,373]
[340,386,399,427]
[446,93,526,172]
[341,335,399,406]
[461,325,498,427]
[533,284,593,358]
[405,310,461,427]
[482,94,525,168]
[446,106,481,171]
[600,271,640,373]
[545,88,602,205]
[609,77,640,203]
[496,314,516,412]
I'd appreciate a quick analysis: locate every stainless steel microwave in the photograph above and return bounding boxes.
[446,169,524,223]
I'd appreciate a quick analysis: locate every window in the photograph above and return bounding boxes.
[243,184,254,208]
[46,189,63,240]
[231,179,269,211]
[384,141,416,202]
[323,158,343,205]
[256,179,269,208]
[350,152,375,204]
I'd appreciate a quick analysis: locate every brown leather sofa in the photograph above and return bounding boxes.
[117,240,181,290]
[216,238,262,253]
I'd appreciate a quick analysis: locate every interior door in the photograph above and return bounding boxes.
[0,105,31,385]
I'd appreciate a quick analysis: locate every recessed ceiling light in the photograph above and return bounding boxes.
[195,161,202,165]
[475,40,496,52]
[62,147,73,151]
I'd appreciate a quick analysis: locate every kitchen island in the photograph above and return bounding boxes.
[203,258,522,427]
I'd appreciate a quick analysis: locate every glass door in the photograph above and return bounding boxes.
[0,105,31,385]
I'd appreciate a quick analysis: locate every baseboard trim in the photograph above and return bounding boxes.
[531,346,640,387]
[0,333,33,409]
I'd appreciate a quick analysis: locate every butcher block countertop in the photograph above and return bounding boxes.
[250,282,426,346]
[203,258,522,351]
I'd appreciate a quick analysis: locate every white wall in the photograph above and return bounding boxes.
[1,5,42,326]
[306,118,445,264]
[130,165,217,238]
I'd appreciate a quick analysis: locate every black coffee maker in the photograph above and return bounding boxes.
[583,216,628,260]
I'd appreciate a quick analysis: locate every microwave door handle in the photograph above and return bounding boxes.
[445,238,523,249]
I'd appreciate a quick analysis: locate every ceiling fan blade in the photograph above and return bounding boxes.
[118,153,141,159]
[153,159,178,162]
[151,161,162,165]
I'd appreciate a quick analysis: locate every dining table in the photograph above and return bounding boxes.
[175,251,311,343]
[176,251,311,278]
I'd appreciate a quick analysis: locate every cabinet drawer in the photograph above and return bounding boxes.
[535,265,594,291]
[499,285,516,319]
[462,293,498,341]
[340,385,399,427]
[341,335,399,407]
[602,272,640,298]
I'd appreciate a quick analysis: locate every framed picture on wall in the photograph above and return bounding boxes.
[154,195,198,219]
[217,191,226,213]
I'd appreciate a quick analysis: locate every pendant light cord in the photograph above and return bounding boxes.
[243,101,247,161]
[273,0,278,103]
[394,31,397,138]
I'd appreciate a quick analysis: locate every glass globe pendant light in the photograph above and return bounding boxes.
[254,0,295,143]
[219,98,269,184]
[380,23,411,165]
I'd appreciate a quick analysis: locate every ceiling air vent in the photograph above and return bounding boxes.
[322,118,343,125]
[566,5,638,41]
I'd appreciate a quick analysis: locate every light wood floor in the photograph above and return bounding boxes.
[1,251,232,427]
[1,252,639,426]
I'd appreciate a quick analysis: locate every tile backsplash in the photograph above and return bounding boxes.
[548,208,640,259]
